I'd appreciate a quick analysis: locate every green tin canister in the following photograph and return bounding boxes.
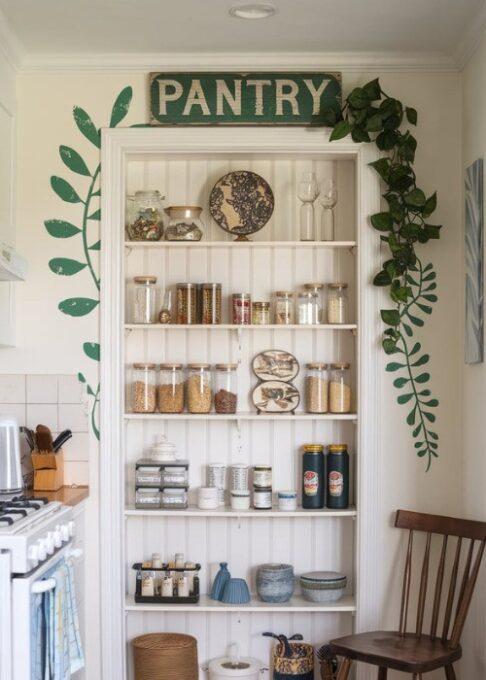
[326,444,349,509]
[302,444,325,509]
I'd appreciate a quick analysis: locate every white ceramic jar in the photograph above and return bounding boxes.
[198,487,219,510]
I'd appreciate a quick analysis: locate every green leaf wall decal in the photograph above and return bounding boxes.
[88,209,101,220]
[44,219,81,238]
[50,176,83,204]
[83,342,100,361]
[59,145,91,176]
[73,106,101,148]
[88,241,101,250]
[49,258,87,276]
[58,297,99,317]
[110,86,133,127]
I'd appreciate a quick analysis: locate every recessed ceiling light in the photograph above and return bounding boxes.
[229,3,277,19]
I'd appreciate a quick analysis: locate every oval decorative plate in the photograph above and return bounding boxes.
[252,349,300,383]
[209,170,274,241]
[252,380,300,413]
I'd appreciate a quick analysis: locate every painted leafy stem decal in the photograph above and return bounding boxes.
[322,78,440,470]
[45,86,134,439]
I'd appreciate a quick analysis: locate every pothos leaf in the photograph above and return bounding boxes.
[330,120,351,141]
[83,342,100,361]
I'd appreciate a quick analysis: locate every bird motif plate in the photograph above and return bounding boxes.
[252,380,300,413]
[252,349,300,383]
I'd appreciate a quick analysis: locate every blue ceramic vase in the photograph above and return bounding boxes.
[256,563,294,603]
[210,562,231,601]
[221,577,251,604]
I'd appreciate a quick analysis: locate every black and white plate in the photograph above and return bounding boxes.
[252,349,300,383]
[252,380,300,413]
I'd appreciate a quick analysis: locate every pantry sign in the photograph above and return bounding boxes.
[149,72,342,126]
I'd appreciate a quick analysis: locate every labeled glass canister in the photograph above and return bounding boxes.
[297,292,319,325]
[202,283,222,324]
[232,293,251,325]
[327,283,348,324]
[129,276,158,324]
[214,364,238,414]
[176,283,197,324]
[327,444,349,509]
[186,363,212,413]
[305,363,328,413]
[302,444,325,509]
[253,486,272,510]
[131,363,157,413]
[329,363,352,413]
[251,301,270,325]
[158,363,185,413]
[274,291,294,325]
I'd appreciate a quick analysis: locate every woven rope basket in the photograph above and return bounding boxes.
[132,633,198,680]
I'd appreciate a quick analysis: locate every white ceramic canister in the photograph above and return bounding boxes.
[230,490,251,511]
[150,435,177,462]
[208,462,226,506]
[230,463,249,491]
[208,655,263,680]
[198,486,219,510]
[278,490,298,511]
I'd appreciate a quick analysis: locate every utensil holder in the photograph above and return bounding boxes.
[31,449,64,491]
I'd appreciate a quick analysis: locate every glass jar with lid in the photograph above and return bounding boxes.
[129,276,158,324]
[187,364,212,413]
[126,190,165,241]
[327,283,348,324]
[297,292,320,325]
[305,363,328,413]
[164,206,204,241]
[251,301,270,325]
[131,363,157,413]
[202,283,222,324]
[158,364,185,413]
[329,363,352,413]
[214,364,238,414]
[304,283,324,322]
[176,283,197,324]
[274,291,294,325]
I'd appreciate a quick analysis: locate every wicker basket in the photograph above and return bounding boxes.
[132,633,198,680]
[273,640,314,679]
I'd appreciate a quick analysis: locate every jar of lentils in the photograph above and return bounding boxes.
[202,283,222,324]
[187,364,212,413]
[158,363,185,413]
[274,291,294,324]
[176,283,197,324]
[305,363,328,413]
[214,364,238,414]
[131,363,157,413]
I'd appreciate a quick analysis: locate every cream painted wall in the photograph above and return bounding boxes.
[461,29,486,680]
[0,68,462,679]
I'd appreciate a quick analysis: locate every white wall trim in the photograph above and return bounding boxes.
[0,7,23,71]
[20,50,459,73]
[455,6,486,70]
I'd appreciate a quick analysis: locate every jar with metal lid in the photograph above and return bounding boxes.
[327,444,349,509]
[305,363,328,413]
[131,363,157,413]
[176,283,197,324]
[164,205,204,241]
[126,190,165,241]
[251,301,270,325]
[302,444,325,509]
[253,487,272,510]
[232,293,251,325]
[329,363,352,413]
[158,363,185,413]
[297,291,320,325]
[187,364,212,413]
[274,291,294,325]
[202,283,222,324]
[150,435,177,462]
[129,276,158,324]
[253,465,272,488]
[327,283,348,324]
[214,364,238,414]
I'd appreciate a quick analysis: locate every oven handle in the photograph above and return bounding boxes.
[30,547,83,593]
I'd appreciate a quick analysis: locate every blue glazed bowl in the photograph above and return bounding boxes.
[221,577,251,605]
[256,563,294,603]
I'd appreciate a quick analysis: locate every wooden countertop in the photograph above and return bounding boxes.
[32,486,89,507]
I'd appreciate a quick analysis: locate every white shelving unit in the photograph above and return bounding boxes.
[100,126,382,680]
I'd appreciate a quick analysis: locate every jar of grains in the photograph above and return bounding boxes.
[158,363,185,413]
[232,293,251,325]
[297,292,320,325]
[329,363,352,413]
[129,276,158,324]
[187,363,212,413]
[304,283,324,322]
[251,301,270,325]
[274,291,294,324]
[327,283,348,324]
[202,283,222,324]
[214,364,238,414]
[176,283,197,324]
[305,363,328,413]
[131,363,157,413]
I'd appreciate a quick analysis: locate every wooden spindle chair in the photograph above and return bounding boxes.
[330,510,486,679]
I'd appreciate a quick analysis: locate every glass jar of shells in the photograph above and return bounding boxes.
[164,206,204,241]
[126,190,165,241]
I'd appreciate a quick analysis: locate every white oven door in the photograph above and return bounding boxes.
[0,551,12,680]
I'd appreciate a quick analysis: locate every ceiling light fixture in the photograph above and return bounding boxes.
[229,3,277,19]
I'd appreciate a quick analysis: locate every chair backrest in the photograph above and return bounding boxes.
[395,509,486,648]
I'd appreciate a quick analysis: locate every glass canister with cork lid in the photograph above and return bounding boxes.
[327,283,348,324]
[274,291,294,325]
[305,363,328,413]
[329,363,352,413]
[176,283,197,324]
[214,364,238,414]
[131,363,157,413]
[126,190,165,241]
[158,364,185,413]
[187,364,212,413]
[129,276,158,324]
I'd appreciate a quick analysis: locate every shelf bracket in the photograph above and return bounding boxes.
[124,328,133,339]
[236,326,242,351]
[350,328,357,338]
[348,246,357,256]
[125,246,133,257]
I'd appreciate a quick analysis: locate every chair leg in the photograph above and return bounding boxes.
[378,668,387,680]
[444,665,456,680]
[337,658,352,680]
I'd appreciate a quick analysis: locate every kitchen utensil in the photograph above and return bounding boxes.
[53,429,72,452]
[0,416,23,496]
[35,425,54,452]
[252,380,300,413]
[20,426,35,451]
[252,350,299,383]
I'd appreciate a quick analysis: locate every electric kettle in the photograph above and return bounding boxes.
[0,415,23,496]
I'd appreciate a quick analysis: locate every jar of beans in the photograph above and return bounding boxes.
[214,364,238,414]
[202,283,222,324]
[131,363,157,413]
[329,363,352,413]
[158,363,185,413]
[176,283,197,324]
[251,301,270,325]
[187,364,212,413]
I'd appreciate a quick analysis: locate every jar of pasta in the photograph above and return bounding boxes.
[329,363,352,413]
[202,283,222,324]
[176,283,197,324]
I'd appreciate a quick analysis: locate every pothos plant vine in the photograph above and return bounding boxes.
[322,78,441,470]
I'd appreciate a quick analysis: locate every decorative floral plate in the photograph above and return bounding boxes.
[252,380,300,413]
[252,350,300,383]
[209,170,274,241]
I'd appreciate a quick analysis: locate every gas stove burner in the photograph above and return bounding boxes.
[0,495,54,526]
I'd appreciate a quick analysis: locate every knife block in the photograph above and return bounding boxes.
[31,449,65,491]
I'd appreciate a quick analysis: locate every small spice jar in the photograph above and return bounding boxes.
[253,465,272,488]
[131,363,157,413]
[214,364,238,414]
[252,301,270,325]
[297,291,320,325]
[202,283,222,324]
[129,276,158,324]
[158,364,184,413]
[274,291,294,325]
[253,487,272,510]
[329,363,352,413]
[327,283,348,324]
[232,293,251,325]
[176,283,197,324]
[186,364,212,413]
[305,363,329,413]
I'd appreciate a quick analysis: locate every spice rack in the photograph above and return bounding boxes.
[132,563,201,604]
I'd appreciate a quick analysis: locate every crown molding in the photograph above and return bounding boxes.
[455,4,486,70]
[19,50,459,73]
[0,8,23,71]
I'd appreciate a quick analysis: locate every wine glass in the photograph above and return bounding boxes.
[298,172,320,241]
[319,178,338,241]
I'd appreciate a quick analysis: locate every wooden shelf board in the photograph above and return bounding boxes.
[125,323,357,331]
[124,593,356,613]
[124,412,357,421]
[124,505,357,518]
[124,240,356,249]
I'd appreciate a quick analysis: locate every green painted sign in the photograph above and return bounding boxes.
[149,72,342,126]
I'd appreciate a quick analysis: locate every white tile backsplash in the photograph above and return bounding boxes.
[58,374,84,404]
[0,374,26,403]
[58,403,88,433]
[26,375,58,404]
[0,403,26,423]
[26,404,58,432]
